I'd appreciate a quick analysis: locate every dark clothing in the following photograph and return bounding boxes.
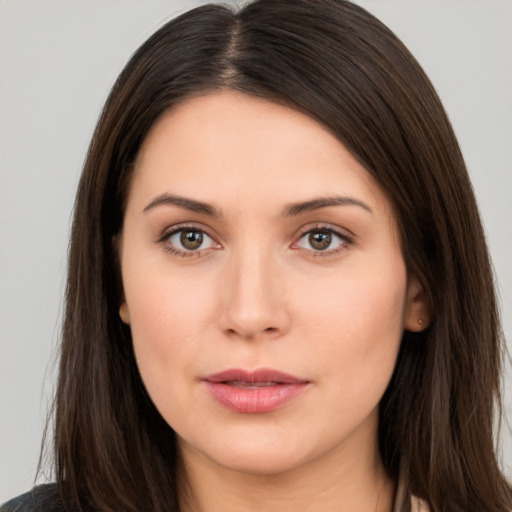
[1,485,65,512]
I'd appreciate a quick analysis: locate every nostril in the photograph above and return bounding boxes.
[225,326,279,339]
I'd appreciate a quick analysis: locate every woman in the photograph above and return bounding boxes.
[2,0,510,511]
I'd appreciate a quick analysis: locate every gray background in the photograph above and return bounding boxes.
[1,0,511,502]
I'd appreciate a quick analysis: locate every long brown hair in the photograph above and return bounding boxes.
[49,1,511,510]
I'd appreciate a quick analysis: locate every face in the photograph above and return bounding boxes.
[119,91,427,476]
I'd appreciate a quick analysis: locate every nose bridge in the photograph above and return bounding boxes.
[219,239,288,339]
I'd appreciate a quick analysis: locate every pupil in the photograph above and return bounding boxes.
[180,230,203,250]
[309,231,331,250]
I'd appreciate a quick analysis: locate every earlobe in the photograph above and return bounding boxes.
[404,276,430,332]
[119,302,131,325]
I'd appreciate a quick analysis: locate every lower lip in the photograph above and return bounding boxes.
[205,382,309,413]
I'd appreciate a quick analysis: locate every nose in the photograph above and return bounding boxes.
[218,247,291,340]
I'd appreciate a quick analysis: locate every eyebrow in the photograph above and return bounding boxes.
[283,196,373,216]
[143,193,373,217]
[143,193,220,217]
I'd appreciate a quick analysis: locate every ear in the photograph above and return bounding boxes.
[404,276,430,332]
[119,301,131,325]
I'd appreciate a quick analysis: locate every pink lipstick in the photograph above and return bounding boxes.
[204,368,309,413]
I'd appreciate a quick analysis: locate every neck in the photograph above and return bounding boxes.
[177,435,395,512]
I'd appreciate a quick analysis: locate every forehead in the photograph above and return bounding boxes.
[129,91,392,220]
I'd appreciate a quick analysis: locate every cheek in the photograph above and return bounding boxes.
[124,279,211,433]
[296,257,406,398]
[122,259,219,403]
[128,274,214,352]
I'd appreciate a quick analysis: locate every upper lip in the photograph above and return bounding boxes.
[204,368,308,384]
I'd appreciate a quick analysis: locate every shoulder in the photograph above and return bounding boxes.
[1,485,65,512]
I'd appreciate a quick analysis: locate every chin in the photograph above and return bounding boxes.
[212,449,309,477]
[179,427,315,476]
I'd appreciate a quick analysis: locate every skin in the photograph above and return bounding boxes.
[119,91,429,512]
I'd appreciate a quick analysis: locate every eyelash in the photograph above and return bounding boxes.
[293,224,353,258]
[156,223,220,258]
[156,223,353,258]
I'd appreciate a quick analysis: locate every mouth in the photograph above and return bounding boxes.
[223,381,282,389]
[203,368,310,414]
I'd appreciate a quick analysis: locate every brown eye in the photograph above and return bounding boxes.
[308,231,332,251]
[295,227,349,254]
[180,230,204,250]
[163,227,218,256]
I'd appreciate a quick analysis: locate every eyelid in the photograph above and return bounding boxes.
[291,223,354,255]
[156,222,221,257]
[155,221,353,258]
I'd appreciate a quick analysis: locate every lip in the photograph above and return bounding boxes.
[203,368,310,414]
